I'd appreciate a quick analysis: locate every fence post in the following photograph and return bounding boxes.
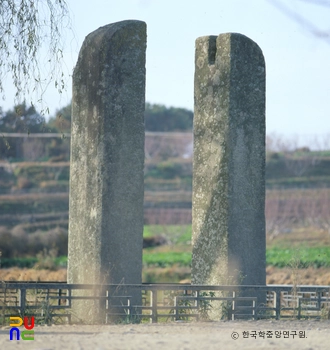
[274,290,281,320]
[18,288,26,316]
[151,290,158,323]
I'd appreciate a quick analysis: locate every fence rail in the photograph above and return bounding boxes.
[1,282,329,324]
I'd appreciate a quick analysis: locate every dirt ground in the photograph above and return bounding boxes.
[1,266,330,285]
[1,267,329,349]
[1,320,329,350]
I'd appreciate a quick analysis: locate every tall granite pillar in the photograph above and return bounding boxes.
[192,33,266,312]
[68,20,146,323]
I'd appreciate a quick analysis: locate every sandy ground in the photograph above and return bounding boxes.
[2,266,330,285]
[1,267,330,349]
[1,320,329,350]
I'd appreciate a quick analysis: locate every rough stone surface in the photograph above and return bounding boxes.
[67,20,146,323]
[192,33,266,300]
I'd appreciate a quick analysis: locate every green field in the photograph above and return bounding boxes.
[2,225,330,270]
[143,247,330,269]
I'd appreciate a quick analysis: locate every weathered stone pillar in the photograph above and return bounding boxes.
[68,20,146,323]
[192,33,266,315]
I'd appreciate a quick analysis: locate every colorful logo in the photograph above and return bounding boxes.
[9,316,35,341]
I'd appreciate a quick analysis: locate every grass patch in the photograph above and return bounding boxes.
[0,256,67,269]
[267,246,330,268]
[0,257,38,268]
[143,251,191,268]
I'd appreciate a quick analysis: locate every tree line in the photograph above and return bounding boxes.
[0,102,193,133]
[0,102,193,159]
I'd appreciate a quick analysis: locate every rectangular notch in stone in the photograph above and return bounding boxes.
[208,36,217,65]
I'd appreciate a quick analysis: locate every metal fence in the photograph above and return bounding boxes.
[1,282,329,324]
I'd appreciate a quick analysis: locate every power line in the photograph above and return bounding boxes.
[1,131,193,138]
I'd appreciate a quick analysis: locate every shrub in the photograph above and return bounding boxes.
[0,228,14,258]
[156,161,183,179]
[16,177,33,189]
[33,247,59,270]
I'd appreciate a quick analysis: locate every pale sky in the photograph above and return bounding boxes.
[2,0,330,146]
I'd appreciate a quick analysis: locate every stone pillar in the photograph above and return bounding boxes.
[68,20,146,323]
[192,33,266,315]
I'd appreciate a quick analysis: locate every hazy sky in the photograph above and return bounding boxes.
[2,0,330,144]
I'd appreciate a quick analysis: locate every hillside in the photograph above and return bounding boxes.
[1,102,330,274]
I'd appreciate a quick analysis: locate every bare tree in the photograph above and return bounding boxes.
[266,190,299,239]
[304,188,330,234]
[265,193,287,238]
[145,133,193,161]
[22,138,45,160]
[268,0,330,45]
[266,133,320,177]
[284,151,320,177]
